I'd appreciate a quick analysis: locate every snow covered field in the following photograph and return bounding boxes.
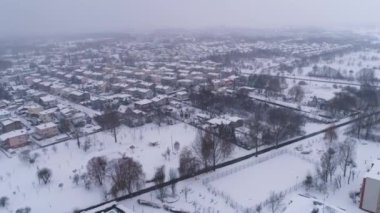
[207,153,314,207]
[0,122,199,213]
[120,123,380,213]
[303,50,380,79]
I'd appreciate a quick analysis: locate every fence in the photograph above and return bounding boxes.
[78,109,380,213]
[200,149,310,212]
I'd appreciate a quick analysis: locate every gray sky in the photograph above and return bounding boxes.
[1,0,380,37]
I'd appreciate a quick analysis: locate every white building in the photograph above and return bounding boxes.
[360,158,380,213]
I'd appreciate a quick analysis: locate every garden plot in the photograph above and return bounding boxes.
[206,152,314,208]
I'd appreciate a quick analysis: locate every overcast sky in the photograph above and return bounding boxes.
[1,0,380,37]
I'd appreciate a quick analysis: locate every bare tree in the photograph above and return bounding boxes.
[95,111,120,143]
[169,168,178,196]
[178,147,200,177]
[267,191,285,213]
[37,168,52,184]
[173,141,180,152]
[303,174,313,191]
[108,157,145,197]
[216,124,235,159]
[87,156,108,186]
[338,138,356,178]
[74,128,81,148]
[15,207,31,213]
[72,173,80,186]
[192,130,214,168]
[357,68,376,86]
[324,125,338,143]
[0,197,9,208]
[82,136,92,152]
[255,204,262,213]
[317,147,338,183]
[19,150,39,164]
[288,85,305,104]
[267,108,303,148]
[153,165,166,201]
[247,117,263,156]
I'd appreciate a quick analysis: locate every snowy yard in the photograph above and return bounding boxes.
[207,152,314,208]
[0,122,199,213]
[120,124,380,213]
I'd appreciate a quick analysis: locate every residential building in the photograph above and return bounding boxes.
[360,158,380,213]
[0,129,29,148]
[35,122,60,140]
[0,118,23,133]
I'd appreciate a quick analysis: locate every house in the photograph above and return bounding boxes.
[151,95,169,107]
[34,122,60,140]
[156,85,174,94]
[161,76,177,86]
[207,116,243,128]
[175,91,189,101]
[38,107,58,123]
[177,79,194,88]
[39,95,57,108]
[0,118,23,133]
[71,112,87,127]
[81,201,135,213]
[124,108,147,127]
[0,129,29,148]
[0,109,11,120]
[308,96,328,110]
[117,104,132,117]
[134,99,154,111]
[68,91,90,103]
[20,103,43,116]
[360,158,380,213]
[0,100,10,109]
[50,84,66,95]
[126,88,154,99]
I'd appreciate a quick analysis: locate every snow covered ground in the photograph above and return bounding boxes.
[120,124,380,213]
[0,122,200,213]
[207,152,314,208]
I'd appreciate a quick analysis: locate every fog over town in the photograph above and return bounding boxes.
[0,1,380,213]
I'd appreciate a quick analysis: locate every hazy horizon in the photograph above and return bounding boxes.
[2,0,380,38]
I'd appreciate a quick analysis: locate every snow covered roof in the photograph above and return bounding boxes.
[135,99,152,105]
[151,95,168,102]
[366,158,380,180]
[283,195,345,213]
[39,107,58,115]
[0,109,10,116]
[35,122,58,130]
[0,118,21,126]
[207,118,231,125]
[40,95,56,103]
[207,116,242,125]
[176,91,188,96]
[81,201,135,213]
[0,129,28,141]
[70,91,84,96]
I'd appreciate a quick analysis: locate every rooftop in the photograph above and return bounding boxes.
[135,99,152,105]
[283,195,345,213]
[366,158,380,180]
[0,129,28,141]
[35,122,58,130]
